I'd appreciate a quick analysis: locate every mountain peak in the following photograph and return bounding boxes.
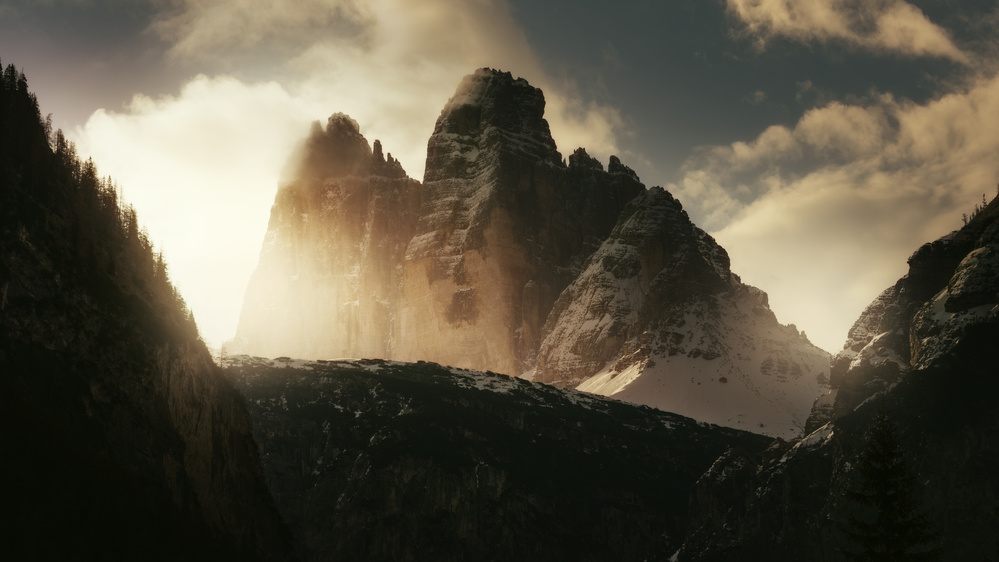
[425,68,560,182]
[326,112,362,137]
[288,113,409,181]
[448,68,537,109]
[235,68,822,433]
[536,183,830,438]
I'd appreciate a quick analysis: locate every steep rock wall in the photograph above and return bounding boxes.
[395,69,643,375]
[232,114,421,360]
[0,68,292,560]
[235,70,643,375]
[226,356,771,561]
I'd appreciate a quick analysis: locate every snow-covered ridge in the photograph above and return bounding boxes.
[537,186,829,439]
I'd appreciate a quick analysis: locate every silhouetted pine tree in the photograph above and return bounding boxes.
[0,59,199,342]
[842,400,940,561]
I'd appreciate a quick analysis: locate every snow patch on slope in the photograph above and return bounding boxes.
[576,293,829,439]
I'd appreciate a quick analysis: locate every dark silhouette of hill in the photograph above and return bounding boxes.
[0,58,293,561]
[227,356,772,561]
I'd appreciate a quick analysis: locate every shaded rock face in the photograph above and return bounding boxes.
[226,356,771,562]
[537,187,830,438]
[0,68,291,560]
[232,113,421,360]
[396,69,644,375]
[679,196,999,561]
[808,195,999,432]
[235,69,643,376]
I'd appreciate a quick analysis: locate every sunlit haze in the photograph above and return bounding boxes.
[3,0,998,352]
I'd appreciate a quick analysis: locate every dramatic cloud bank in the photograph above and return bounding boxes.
[146,0,624,180]
[727,0,968,63]
[72,0,628,346]
[63,0,997,355]
[673,74,999,352]
[75,76,318,346]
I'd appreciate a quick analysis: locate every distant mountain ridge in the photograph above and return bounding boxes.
[231,68,829,436]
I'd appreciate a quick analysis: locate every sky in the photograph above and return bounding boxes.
[2,0,998,354]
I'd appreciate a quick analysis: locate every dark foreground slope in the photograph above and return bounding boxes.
[227,357,771,561]
[678,195,999,561]
[0,61,292,560]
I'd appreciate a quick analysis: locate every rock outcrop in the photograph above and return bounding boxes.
[226,356,771,561]
[536,187,830,438]
[678,195,999,560]
[233,69,644,376]
[232,114,420,360]
[232,68,829,436]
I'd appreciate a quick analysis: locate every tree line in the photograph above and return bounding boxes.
[0,58,199,344]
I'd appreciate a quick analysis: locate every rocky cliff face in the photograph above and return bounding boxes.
[232,114,421,360]
[232,68,826,438]
[234,69,644,376]
[678,196,999,560]
[536,186,830,438]
[395,69,644,375]
[0,65,291,560]
[226,356,771,561]
[806,194,999,433]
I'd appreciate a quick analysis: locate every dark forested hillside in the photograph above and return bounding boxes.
[227,356,772,561]
[0,60,293,560]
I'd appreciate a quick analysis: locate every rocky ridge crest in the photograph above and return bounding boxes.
[234,68,645,377]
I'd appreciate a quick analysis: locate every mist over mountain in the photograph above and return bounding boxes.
[233,70,644,376]
[233,113,421,360]
[232,68,829,437]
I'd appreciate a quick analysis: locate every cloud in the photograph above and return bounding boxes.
[73,0,629,345]
[671,73,999,353]
[74,75,320,346]
[726,0,969,63]
[152,0,374,60]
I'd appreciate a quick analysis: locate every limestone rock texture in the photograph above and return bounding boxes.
[231,114,421,360]
[395,69,644,375]
[807,193,999,433]
[233,69,643,375]
[536,187,831,438]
